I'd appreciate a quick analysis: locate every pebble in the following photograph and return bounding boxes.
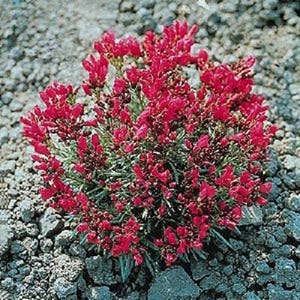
[54,277,77,300]
[0,224,13,256]
[39,208,63,237]
[283,155,300,171]
[85,256,116,285]
[19,198,34,223]
[87,286,113,300]
[148,267,200,300]
[191,260,211,281]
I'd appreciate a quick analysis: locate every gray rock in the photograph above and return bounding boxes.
[244,291,261,300]
[191,260,211,281]
[55,230,74,248]
[40,238,53,253]
[238,205,263,226]
[289,83,300,95]
[148,266,200,300]
[10,65,24,81]
[120,1,134,12]
[286,194,300,212]
[68,242,86,258]
[19,198,34,223]
[0,224,13,256]
[232,283,246,295]
[8,47,24,61]
[283,155,300,171]
[9,100,23,112]
[1,277,15,291]
[0,160,16,173]
[85,256,116,285]
[256,261,271,274]
[267,283,300,300]
[199,272,222,291]
[40,207,63,237]
[0,127,9,146]
[285,211,300,241]
[53,254,83,282]
[87,286,113,300]
[54,277,77,300]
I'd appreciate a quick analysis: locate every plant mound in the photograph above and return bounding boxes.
[21,21,276,272]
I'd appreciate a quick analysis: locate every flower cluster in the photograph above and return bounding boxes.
[21,21,276,270]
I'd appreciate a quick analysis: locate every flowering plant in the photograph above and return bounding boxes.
[21,21,276,279]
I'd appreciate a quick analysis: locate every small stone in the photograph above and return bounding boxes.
[256,261,271,274]
[10,240,25,254]
[55,230,73,248]
[275,258,296,272]
[87,286,113,300]
[148,267,200,300]
[0,127,9,146]
[244,291,261,300]
[267,283,300,300]
[0,160,16,173]
[289,83,300,95]
[216,282,228,293]
[283,155,300,171]
[25,223,39,237]
[285,211,300,241]
[40,208,63,237]
[54,277,77,300]
[191,260,211,281]
[68,242,86,258]
[266,160,278,176]
[40,238,53,253]
[9,100,23,112]
[286,194,300,212]
[199,272,222,291]
[0,224,13,256]
[120,1,134,12]
[85,256,116,285]
[228,238,244,251]
[223,265,233,276]
[1,277,15,291]
[8,47,24,61]
[10,65,24,81]
[232,283,246,295]
[54,254,83,282]
[19,198,34,223]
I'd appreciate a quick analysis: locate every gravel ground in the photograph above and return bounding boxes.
[0,0,299,299]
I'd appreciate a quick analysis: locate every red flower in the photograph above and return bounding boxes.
[259,182,272,194]
[82,55,108,89]
[177,239,187,254]
[40,187,55,201]
[77,223,89,233]
[199,181,216,200]
[255,196,268,206]
[134,124,149,140]
[164,227,178,245]
[216,165,235,187]
[165,252,177,267]
[193,134,209,153]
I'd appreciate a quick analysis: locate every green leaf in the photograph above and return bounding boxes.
[144,252,159,277]
[168,160,179,184]
[119,255,134,283]
[190,248,208,261]
[210,228,234,250]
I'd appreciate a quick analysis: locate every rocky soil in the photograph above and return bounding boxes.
[0,0,299,299]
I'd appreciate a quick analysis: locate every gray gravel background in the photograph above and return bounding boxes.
[0,0,299,299]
